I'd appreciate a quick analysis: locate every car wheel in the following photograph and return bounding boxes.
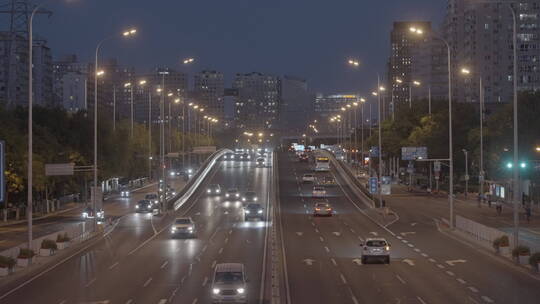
[386,256,390,264]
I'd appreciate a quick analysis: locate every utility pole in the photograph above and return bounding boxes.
[463,149,469,198]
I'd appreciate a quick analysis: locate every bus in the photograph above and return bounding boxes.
[315,157,330,172]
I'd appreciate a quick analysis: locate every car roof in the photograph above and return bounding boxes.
[315,202,329,206]
[365,237,387,242]
[245,191,256,194]
[215,263,244,272]
[246,203,262,208]
[138,199,150,203]
[227,188,239,192]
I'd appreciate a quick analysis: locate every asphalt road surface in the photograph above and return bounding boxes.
[277,151,540,304]
[0,155,273,304]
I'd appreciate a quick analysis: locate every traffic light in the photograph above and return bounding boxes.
[505,161,527,169]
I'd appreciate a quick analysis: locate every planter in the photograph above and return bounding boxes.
[17,257,32,268]
[519,255,530,265]
[500,246,510,256]
[39,248,55,257]
[0,267,11,277]
[56,242,69,250]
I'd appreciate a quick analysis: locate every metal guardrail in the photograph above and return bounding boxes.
[169,148,233,211]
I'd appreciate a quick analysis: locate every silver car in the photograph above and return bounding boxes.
[171,217,196,238]
[212,263,247,303]
[360,238,391,264]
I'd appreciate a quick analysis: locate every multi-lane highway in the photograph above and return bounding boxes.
[0,154,273,304]
[277,151,540,304]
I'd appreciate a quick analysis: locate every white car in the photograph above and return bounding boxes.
[360,238,391,264]
[171,217,196,238]
[312,186,326,197]
[302,174,315,183]
[121,190,130,197]
[313,201,333,216]
[212,263,247,303]
[225,188,241,200]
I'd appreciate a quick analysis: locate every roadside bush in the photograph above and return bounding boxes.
[512,245,530,258]
[492,235,509,250]
[18,248,35,259]
[0,256,16,269]
[41,239,58,250]
[529,252,540,269]
[56,233,70,243]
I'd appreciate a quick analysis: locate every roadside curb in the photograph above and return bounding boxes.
[0,205,81,228]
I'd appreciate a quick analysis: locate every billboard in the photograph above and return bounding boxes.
[401,147,428,161]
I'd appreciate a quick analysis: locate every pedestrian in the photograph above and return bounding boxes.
[496,202,502,215]
[487,195,492,208]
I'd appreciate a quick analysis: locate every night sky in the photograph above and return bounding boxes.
[32,0,444,95]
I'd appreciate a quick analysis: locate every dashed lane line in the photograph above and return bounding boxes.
[202,276,209,287]
[481,296,494,303]
[456,278,467,284]
[85,278,96,288]
[446,271,455,276]
[417,296,428,304]
[330,258,338,266]
[395,274,406,284]
[319,236,324,242]
[108,262,119,270]
[161,260,169,269]
[468,286,479,293]
[340,274,347,284]
[324,246,330,253]
[143,277,152,287]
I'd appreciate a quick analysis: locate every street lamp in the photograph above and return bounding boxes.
[461,67,485,203]
[410,25,454,228]
[124,82,134,137]
[409,80,421,109]
[93,27,137,225]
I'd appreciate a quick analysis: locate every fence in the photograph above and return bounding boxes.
[0,221,96,259]
[455,215,540,253]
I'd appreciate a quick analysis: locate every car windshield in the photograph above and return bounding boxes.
[209,184,219,189]
[138,200,150,205]
[314,187,325,191]
[175,219,191,225]
[315,203,328,208]
[228,189,238,193]
[247,203,261,209]
[304,174,313,178]
[245,192,256,197]
[366,240,387,247]
[145,194,158,199]
[214,271,243,284]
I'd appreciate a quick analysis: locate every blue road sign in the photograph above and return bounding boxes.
[0,140,4,203]
[369,177,378,194]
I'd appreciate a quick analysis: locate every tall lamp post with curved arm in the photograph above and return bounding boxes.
[93,28,137,223]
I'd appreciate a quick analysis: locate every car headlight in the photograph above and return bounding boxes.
[226,194,230,197]
[170,172,175,176]
[82,212,88,217]
[136,205,139,209]
[216,190,221,193]
[236,194,240,197]
[172,192,176,196]
[188,169,193,174]
[385,246,390,251]
[188,226,193,230]
[213,288,220,295]
[171,227,177,232]
[258,210,263,214]
[242,198,246,201]
[254,197,258,201]
[245,210,250,214]
[237,288,245,294]
[207,189,211,193]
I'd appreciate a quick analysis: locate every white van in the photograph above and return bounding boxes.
[211,263,247,303]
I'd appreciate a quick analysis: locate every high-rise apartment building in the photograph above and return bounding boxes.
[279,75,314,133]
[194,70,225,120]
[233,72,281,130]
[444,0,540,104]
[53,54,89,110]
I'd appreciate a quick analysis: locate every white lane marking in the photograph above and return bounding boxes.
[369,231,378,236]
[58,300,66,304]
[296,232,303,236]
[191,299,198,304]
[324,246,330,253]
[314,228,320,233]
[340,274,347,284]
[143,277,152,287]
[400,232,416,236]
[211,260,217,268]
[108,262,119,270]
[396,235,403,240]
[446,271,455,276]
[303,259,316,266]
[125,300,133,304]
[202,276,209,287]
[202,245,207,253]
[421,253,429,257]
[330,258,338,266]
[311,222,316,227]
[228,229,233,235]
[402,239,409,244]
[407,244,414,248]
[468,286,479,293]
[158,299,167,304]
[319,236,324,242]
[395,274,406,284]
[428,258,436,263]
[481,296,494,303]
[350,228,355,233]
[181,276,186,284]
[445,259,467,266]
[352,258,363,266]
[161,260,169,269]
[85,278,96,288]
[457,278,467,284]
[357,236,364,241]
[224,237,229,243]
[417,296,428,304]
[414,248,421,252]
[468,296,480,304]
[436,264,445,269]
[403,259,415,266]
[332,232,341,237]
[218,247,224,254]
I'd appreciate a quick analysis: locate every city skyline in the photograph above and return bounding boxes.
[25,0,444,94]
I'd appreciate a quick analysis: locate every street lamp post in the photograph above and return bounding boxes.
[463,149,469,198]
[377,76,383,208]
[410,26,454,228]
[124,82,134,138]
[93,28,137,226]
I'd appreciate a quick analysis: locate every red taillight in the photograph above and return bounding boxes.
[315,208,320,211]
[326,208,332,211]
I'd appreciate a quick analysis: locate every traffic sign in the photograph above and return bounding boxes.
[464,174,470,181]
[369,177,378,194]
[434,161,441,172]
[401,147,428,161]
[370,146,379,157]
[0,140,5,203]
[45,163,75,176]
